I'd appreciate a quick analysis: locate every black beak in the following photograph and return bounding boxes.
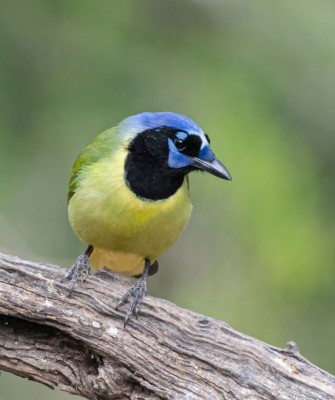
[190,156,232,181]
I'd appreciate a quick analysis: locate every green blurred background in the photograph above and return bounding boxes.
[1,0,335,398]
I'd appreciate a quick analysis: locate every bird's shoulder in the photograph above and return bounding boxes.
[68,126,120,201]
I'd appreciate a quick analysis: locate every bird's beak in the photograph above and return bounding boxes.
[190,156,232,181]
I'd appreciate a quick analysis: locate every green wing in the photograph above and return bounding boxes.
[67,127,117,202]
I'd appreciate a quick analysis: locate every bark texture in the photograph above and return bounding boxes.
[0,252,334,400]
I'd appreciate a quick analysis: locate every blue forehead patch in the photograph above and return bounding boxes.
[199,145,214,161]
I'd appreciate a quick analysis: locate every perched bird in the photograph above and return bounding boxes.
[64,112,231,325]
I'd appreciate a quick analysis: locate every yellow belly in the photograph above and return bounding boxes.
[68,152,192,276]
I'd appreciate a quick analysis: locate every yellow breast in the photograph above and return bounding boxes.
[68,148,192,275]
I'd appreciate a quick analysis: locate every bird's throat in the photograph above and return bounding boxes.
[125,155,185,201]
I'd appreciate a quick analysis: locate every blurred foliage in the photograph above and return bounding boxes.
[1,1,335,398]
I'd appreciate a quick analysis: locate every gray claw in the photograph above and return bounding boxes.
[62,252,91,296]
[116,273,148,326]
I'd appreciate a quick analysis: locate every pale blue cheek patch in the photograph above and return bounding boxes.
[167,138,191,168]
[199,145,214,161]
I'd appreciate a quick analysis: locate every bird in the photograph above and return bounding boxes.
[63,112,232,325]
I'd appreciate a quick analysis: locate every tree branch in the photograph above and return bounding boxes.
[0,252,334,400]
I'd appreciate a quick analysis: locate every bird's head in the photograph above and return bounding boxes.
[119,112,232,200]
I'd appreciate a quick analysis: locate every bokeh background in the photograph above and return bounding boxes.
[1,0,335,398]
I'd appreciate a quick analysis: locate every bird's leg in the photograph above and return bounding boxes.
[61,245,93,295]
[133,259,159,278]
[116,259,151,326]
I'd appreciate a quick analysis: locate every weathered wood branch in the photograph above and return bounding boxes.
[0,252,334,400]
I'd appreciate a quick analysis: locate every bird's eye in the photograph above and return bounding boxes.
[174,138,186,151]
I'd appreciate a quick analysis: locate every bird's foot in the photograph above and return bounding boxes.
[116,259,151,326]
[61,246,93,295]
